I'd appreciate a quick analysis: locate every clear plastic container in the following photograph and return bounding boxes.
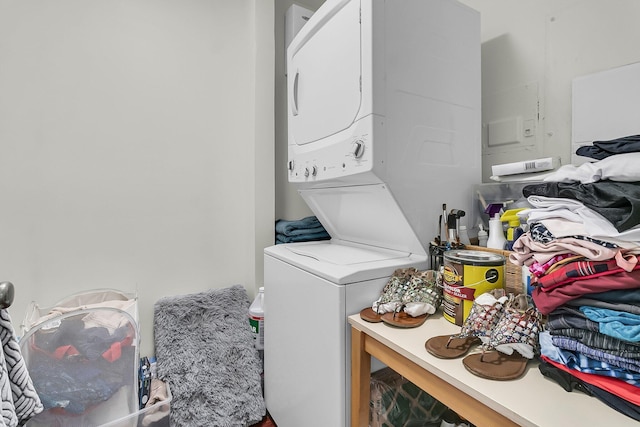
[101,382,171,427]
[22,308,140,426]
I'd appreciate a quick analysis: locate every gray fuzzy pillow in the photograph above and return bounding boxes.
[154,285,265,427]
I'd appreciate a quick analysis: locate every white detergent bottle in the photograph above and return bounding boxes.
[487,213,507,250]
[458,225,471,245]
[249,287,265,350]
[477,224,488,247]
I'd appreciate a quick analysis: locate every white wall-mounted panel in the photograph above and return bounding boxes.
[572,61,640,145]
[487,116,523,147]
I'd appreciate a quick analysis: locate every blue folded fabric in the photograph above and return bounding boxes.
[275,216,324,236]
[275,230,330,244]
[580,306,640,342]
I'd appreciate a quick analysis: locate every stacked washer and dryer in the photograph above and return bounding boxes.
[264,1,481,426]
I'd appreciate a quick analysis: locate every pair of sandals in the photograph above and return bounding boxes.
[425,290,542,381]
[360,268,443,328]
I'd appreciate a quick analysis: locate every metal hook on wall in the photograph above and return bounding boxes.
[0,282,15,309]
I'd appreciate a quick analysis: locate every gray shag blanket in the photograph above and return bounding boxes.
[154,285,266,427]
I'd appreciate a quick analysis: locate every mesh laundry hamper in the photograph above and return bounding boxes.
[20,290,140,427]
[21,289,138,338]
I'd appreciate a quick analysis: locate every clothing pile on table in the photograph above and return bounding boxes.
[507,135,640,421]
[275,215,330,244]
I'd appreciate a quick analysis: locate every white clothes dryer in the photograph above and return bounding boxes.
[264,0,481,426]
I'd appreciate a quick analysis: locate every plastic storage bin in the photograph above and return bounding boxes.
[21,308,140,426]
[18,289,170,427]
[101,382,171,427]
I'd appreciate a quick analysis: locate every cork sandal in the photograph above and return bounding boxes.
[381,270,442,328]
[425,289,507,359]
[359,268,416,323]
[462,295,541,381]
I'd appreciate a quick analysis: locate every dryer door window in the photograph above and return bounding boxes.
[287,0,361,146]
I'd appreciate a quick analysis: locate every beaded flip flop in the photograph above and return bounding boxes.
[462,295,542,381]
[359,268,416,323]
[425,289,507,359]
[359,307,384,323]
[380,310,429,328]
[381,270,442,328]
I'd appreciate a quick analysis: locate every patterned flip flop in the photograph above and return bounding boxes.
[462,295,542,381]
[381,270,442,328]
[380,311,429,328]
[425,289,506,359]
[425,335,480,359]
[359,268,416,322]
[359,307,383,323]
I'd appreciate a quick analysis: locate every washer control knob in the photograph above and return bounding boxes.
[311,165,318,176]
[352,140,365,158]
[288,160,294,171]
[304,167,310,178]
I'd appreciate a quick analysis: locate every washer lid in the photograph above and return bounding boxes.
[299,183,427,257]
[286,241,406,265]
[265,241,427,284]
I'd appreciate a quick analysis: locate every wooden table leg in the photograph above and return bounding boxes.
[363,334,520,427]
[351,326,371,427]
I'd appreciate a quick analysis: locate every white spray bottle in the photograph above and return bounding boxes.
[487,213,507,250]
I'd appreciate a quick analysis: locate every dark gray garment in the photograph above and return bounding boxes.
[523,181,640,232]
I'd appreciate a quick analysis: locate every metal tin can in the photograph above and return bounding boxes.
[442,250,505,326]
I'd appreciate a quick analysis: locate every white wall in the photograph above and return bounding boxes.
[458,0,640,180]
[0,0,274,357]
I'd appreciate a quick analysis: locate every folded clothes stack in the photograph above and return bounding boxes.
[275,216,330,244]
[505,140,640,421]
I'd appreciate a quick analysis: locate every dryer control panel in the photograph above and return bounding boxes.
[287,116,380,185]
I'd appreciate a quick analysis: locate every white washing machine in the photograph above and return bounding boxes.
[264,243,427,427]
[264,186,429,427]
[265,0,480,426]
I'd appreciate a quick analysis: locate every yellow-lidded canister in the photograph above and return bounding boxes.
[442,250,505,326]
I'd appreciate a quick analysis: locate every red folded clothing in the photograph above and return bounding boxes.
[540,355,640,406]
